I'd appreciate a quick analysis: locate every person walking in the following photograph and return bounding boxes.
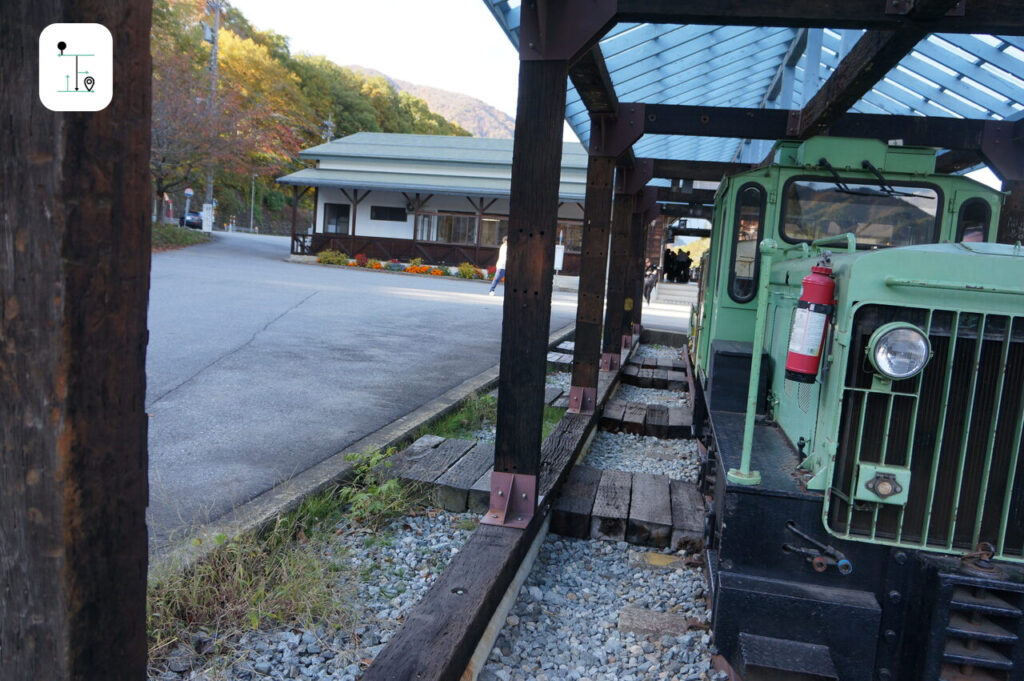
[489,236,508,295]
[643,258,659,303]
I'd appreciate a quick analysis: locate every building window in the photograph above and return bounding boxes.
[415,212,478,245]
[370,205,408,222]
[479,216,508,247]
[323,203,350,234]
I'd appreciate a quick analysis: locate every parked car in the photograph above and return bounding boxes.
[179,211,202,229]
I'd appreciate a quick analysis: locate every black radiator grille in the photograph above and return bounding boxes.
[828,305,1024,561]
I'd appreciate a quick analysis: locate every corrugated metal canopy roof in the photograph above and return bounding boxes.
[279,132,588,201]
[484,2,1024,166]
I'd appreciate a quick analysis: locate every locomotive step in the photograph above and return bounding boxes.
[950,587,1023,618]
[939,663,1005,681]
[942,638,1014,670]
[946,611,1019,645]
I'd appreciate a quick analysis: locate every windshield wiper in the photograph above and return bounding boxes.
[818,157,881,197]
[861,159,935,200]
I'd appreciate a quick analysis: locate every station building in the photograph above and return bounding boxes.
[277,133,591,274]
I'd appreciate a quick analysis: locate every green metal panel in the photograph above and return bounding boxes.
[697,136,1024,562]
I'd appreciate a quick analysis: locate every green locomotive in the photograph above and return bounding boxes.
[690,136,1024,680]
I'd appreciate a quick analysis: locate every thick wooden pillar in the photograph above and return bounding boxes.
[624,211,647,339]
[998,181,1024,244]
[1,2,151,680]
[492,58,569,509]
[626,213,643,337]
[602,190,635,371]
[569,155,615,414]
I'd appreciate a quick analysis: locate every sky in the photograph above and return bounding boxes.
[226,0,1002,189]
[229,0,522,117]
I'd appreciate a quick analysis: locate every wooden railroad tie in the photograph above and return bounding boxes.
[548,467,706,551]
[627,473,673,548]
[546,351,573,372]
[590,469,632,541]
[619,358,690,391]
[598,400,693,439]
[550,464,602,539]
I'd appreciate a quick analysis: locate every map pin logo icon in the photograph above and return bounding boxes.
[84,76,95,92]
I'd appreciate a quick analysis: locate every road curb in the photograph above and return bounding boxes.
[150,321,576,577]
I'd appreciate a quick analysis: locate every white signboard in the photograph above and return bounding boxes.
[554,244,565,272]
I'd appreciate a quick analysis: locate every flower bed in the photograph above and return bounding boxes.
[315,251,475,278]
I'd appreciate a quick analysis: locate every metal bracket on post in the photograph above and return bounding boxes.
[567,385,597,415]
[601,352,620,371]
[621,333,633,350]
[632,322,642,343]
[481,472,540,529]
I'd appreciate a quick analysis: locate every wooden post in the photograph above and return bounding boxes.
[602,189,636,370]
[627,211,648,338]
[569,155,615,414]
[998,180,1024,244]
[492,58,569,508]
[1,1,151,679]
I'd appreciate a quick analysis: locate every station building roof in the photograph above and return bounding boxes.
[482,2,1024,169]
[278,132,590,202]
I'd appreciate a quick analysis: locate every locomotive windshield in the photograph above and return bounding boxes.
[781,179,940,248]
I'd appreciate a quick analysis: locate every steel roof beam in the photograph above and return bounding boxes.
[763,29,807,106]
[660,203,715,220]
[614,0,1024,35]
[640,103,1015,151]
[656,187,718,204]
[650,159,753,181]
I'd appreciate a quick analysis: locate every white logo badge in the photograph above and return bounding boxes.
[39,23,113,112]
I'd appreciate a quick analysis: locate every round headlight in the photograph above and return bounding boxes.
[867,323,931,380]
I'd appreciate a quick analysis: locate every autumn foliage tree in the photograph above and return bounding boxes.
[151,0,469,229]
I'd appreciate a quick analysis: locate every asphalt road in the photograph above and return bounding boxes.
[146,232,687,549]
[146,233,571,547]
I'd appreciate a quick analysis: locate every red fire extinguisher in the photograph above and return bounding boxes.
[785,264,835,383]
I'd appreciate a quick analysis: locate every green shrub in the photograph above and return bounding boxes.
[409,257,423,267]
[456,262,481,279]
[316,249,349,265]
[264,190,287,212]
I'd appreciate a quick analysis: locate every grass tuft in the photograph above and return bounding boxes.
[147,447,422,668]
[152,222,211,251]
[421,393,498,440]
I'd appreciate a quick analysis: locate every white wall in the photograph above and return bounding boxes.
[313,187,583,238]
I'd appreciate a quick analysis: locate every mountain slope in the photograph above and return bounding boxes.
[349,65,515,139]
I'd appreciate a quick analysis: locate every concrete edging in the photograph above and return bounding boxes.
[150,321,577,576]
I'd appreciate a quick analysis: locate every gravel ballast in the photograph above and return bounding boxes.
[582,431,700,482]
[614,384,689,408]
[632,345,683,361]
[482,536,720,681]
[150,511,476,681]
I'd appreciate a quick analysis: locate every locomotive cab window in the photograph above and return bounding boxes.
[781,179,940,248]
[729,183,766,303]
[956,198,991,242]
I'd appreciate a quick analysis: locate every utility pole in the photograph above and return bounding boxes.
[249,174,257,232]
[203,0,223,206]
